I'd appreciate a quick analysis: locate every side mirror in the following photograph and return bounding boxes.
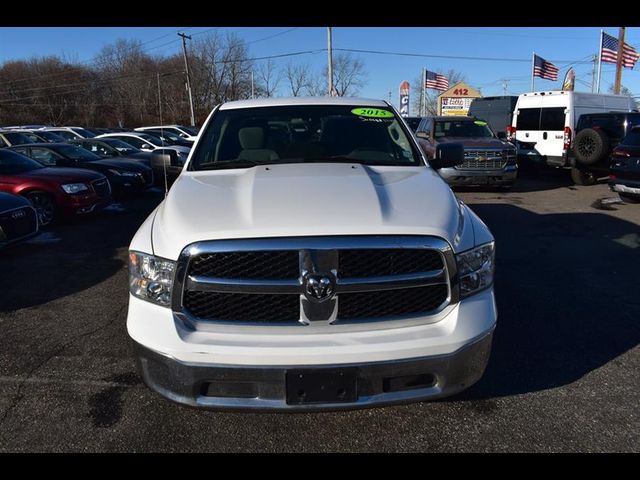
[416,131,430,141]
[150,149,181,169]
[430,143,464,169]
[497,131,507,140]
[140,144,152,151]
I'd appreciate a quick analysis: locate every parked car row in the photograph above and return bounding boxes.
[0,124,199,244]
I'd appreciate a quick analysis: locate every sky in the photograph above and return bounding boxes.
[2,26,639,115]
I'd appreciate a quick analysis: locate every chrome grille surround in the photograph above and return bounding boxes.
[457,148,516,170]
[172,236,458,330]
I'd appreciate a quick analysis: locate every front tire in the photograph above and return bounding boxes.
[25,191,57,227]
[571,167,597,186]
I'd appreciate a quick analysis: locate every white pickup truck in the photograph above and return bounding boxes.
[127,97,497,410]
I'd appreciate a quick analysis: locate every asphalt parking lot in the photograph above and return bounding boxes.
[1,168,638,452]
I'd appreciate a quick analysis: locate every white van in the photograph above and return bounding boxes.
[508,91,636,167]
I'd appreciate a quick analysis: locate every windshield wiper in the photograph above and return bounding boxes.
[197,160,260,170]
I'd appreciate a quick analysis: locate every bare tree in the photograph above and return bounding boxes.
[256,59,282,98]
[305,72,326,96]
[284,61,310,97]
[332,53,367,97]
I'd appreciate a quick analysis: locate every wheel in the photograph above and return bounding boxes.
[573,129,609,166]
[571,167,597,186]
[25,191,57,227]
[619,193,640,204]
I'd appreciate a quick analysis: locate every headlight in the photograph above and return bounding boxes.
[129,251,175,306]
[456,242,495,298]
[108,169,139,177]
[61,183,89,194]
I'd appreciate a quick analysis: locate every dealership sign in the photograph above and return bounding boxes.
[437,82,481,116]
[399,81,410,118]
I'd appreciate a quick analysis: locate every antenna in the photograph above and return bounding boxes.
[157,72,169,197]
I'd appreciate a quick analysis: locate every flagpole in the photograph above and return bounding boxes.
[597,30,603,93]
[531,52,535,91]
[421,68,426,116]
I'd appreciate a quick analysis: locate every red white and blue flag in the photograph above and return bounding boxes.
[533,54,559,81]
[425,70,449,91]
[601,31,640,68]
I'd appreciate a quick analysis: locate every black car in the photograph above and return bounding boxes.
[0,192,39,247]
[69,138,152,163]
[609,126,640,203]
[10,143,154,195]
[142,129,194,147]
[570,112,640,185]
[404,117,424,133]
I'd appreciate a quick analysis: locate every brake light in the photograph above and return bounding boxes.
[563,127,572,151]
[609,174,617,181]
[506,125,516,143]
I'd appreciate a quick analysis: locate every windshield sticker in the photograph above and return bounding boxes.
[351,108,394,118]
[474,120,488,126]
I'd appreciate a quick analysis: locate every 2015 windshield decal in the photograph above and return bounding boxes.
[351,108,394,118]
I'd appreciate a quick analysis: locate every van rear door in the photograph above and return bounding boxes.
[515,99,567,163]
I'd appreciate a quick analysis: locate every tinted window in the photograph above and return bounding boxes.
[190,105,420,170]
[54,144,101,161]
[113,136,145,149]
[49,130,78,140]
[70,128,96,138]
[101,138,140,154]
[540,108,566,131]
[30,148,61,165]
[404,117,422,132]
[516,108,541,130]
[36,131,65,142]
[434,120,495,138]
[3,132,34,145]
[0,150,45,174]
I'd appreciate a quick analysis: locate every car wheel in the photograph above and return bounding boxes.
[619,193,640,204]
[570,167,597,186]
[573,128,609,166]
[25,191,57,227]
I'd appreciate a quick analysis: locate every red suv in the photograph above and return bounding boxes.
[0,149,112,226]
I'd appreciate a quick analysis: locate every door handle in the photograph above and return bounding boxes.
[543,132,548,140]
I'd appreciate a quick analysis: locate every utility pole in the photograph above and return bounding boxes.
[251,71,255,99]
[614,27,625,95]
[388,90,392,104]
[501,79,508,95]
[591,54,598,93]
[327,27,335,96]
[178,32,196,127]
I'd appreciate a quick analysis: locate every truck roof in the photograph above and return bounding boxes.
[219,97,390,110]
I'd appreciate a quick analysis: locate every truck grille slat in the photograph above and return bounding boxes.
[177,237,455,325]
[457,149,514,170]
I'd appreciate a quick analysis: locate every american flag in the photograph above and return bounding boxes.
[601,31,640,68]
[425,70,449,90]
[533,54,559,81]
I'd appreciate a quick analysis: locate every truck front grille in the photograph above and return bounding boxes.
[175,236,456,326]
[458,149,515,170]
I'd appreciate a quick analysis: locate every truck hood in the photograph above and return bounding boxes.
[151,162,471,260]
[436,137,513,149]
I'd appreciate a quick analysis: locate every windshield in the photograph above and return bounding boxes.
[54,144,102,161]
[189,105,420,171]
[405,117,422,132]
[434,120,495,138]
[144,131,179,145]
[101,138,141,153]
[136,133,164,147]
[0,149,45,174]
[71,127,96,138]
[3,132,35,145]
[35,131,65,142]
[179,126,198,136]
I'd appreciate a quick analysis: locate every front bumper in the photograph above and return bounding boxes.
[134,330,493,411]
[439,165,517,186]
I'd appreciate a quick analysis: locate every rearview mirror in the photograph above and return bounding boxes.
[430,143,464,169]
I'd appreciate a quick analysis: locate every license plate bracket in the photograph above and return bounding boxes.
[286,368,358,405]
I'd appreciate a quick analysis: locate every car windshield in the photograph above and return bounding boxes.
[135,133,164,147]
[35,131,65,142]
[144,131,179,145]
[0,149,45,174]
[434,120,495,138]
[101,138,141,154]
[54,144,102,161]
[71,127,96,138]
[405,118,422,132]
[179,126,198,136]
[189,105,420,171]
[3,132,34,145]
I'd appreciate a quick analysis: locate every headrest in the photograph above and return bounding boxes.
[238,127,265,149]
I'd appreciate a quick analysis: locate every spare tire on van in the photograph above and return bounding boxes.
[573,128,610,165]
